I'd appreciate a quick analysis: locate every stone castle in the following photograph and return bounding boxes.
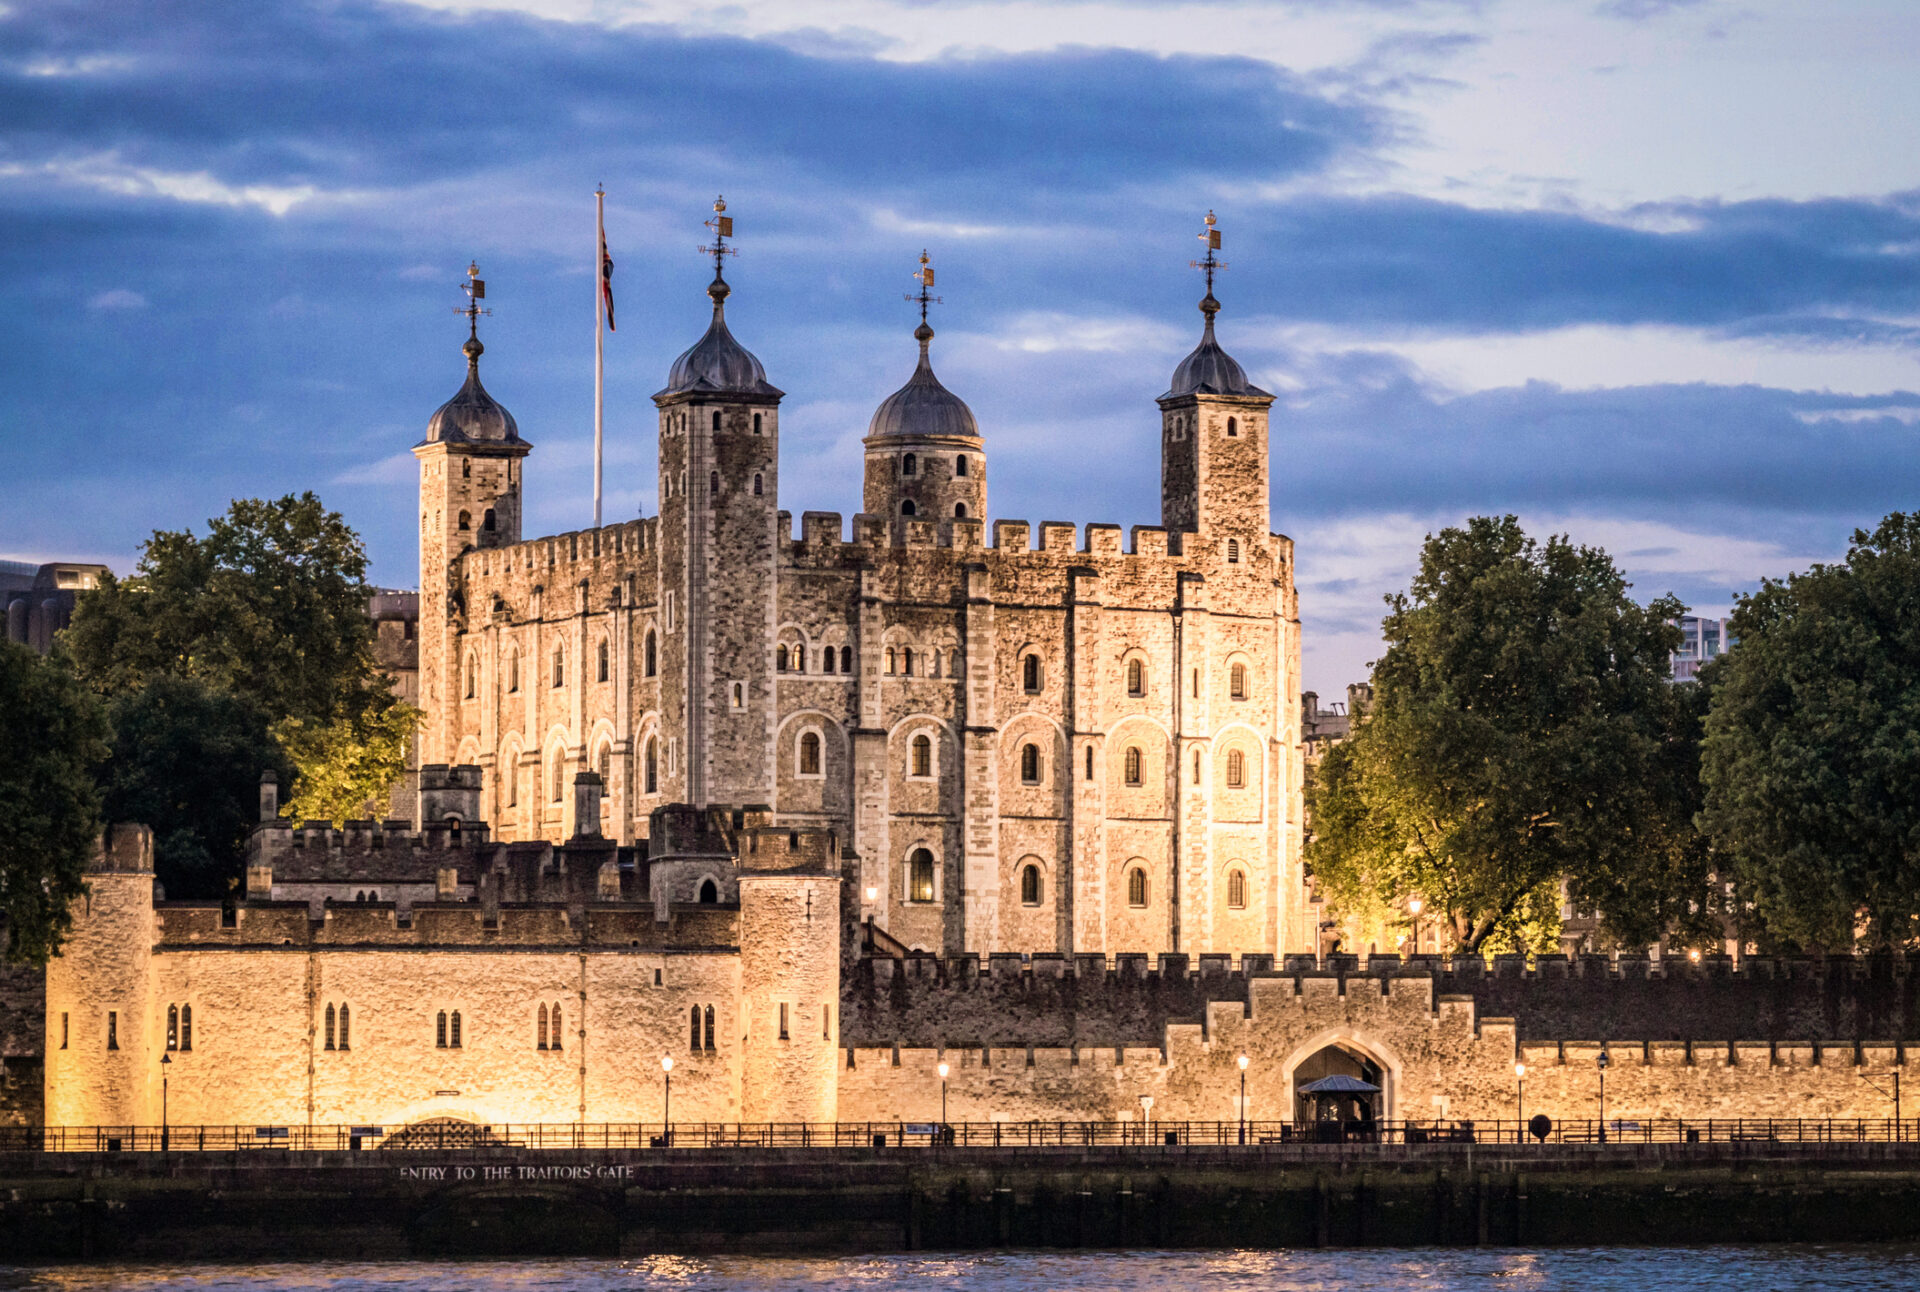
[415,208,1305,960]
[15,210,1918,1137]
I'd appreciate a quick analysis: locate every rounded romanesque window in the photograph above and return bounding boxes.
[909,848,936,903]
[483,508,496,532]
[458,510,471,531]
[799,731,822,776]
[903,452,918,476]
[777,645,789,672]
[597,638,609,683]
[1227,416,1238,438]
[1228,868,1247,910]
[1020,742,1041,784]
[753,413,763,434]
[552,645,565,688]
[645,631,657,677]
[911,733,932,778]
[1227,748,1246,789]
[1022,654,1041,693]
[1126,657,1145,697]
[1227,538,1241,564]
[1128,867,1149,908]
[508,650,520,693]
[1230,662,1248,700]
[885,647,897,674]
[463,459,472,479]
[1124,746,1142,786]
[902,647,914,676]
[841,646,854,673]
[712,411,721,432]
[822,646,836,674]
[1021,863,1043,906]
[901,499,917,517]
[954,503,968,519]
[644,738,658,794]
[753,473,763,496]
[956,455,969,477]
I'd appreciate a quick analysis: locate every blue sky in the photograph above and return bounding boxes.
[3,0,1918,692]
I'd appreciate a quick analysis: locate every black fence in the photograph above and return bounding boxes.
[4,1117,1920,1154]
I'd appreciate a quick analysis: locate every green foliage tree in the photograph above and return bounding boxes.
[1700,512,1920,950]
[100,677,294,900]
[1308,515,1713,954]
[276,699,420,826]
[0,641,110,964]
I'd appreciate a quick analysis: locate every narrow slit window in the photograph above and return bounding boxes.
[645,738,659,793]
[324,1004,335,1051]
[753,473,763,496]
[334,1003,344,1051]
[690,1005,701,1051]
[1085,746,1094,780]
[436,1011,447,1049]
[597,639,609,683]
[1021,864,1042,906]
[107,1011,117,1051]
[1023,654,1041,693]
[1126,658,1145,697]
[1230,663,1248,700]
[167,1004,179,1051]
[1020,742,1041,784]
[450,1011,462,1049]
[538,1003,548,1051]
[1128,868,1148,908]
[704,1004,716,1052]
[1124,746,1142,786]
[1228,869,1247,910]
[645,631,657,677]
[1227,748,1246,788]
[779,1002,790,1041]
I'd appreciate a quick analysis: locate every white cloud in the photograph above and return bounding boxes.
[331,452,418,486]
[87,288,148,311]
[0,153,341,216]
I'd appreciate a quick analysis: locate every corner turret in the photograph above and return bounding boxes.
[863,251,986,527]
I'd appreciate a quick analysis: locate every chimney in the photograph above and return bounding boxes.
[259,770,279,823]
[436,866,459,900]
[572,771,604,840]
[418,764,482,828]
[597,861,621,901]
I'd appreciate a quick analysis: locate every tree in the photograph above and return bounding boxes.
[100,676,294,900]
[64,493,380,725]
[0,641,109,964]
[276,700,419,826]
[1700,512,1920,950]
[1307,515,1712,954]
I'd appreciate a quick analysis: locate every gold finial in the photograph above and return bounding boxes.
[454,259,492,356]
[1188,210,1227,318]
[905,248,942,330]
[699,196,737,291]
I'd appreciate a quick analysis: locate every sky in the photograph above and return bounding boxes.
[3,0,1918,694]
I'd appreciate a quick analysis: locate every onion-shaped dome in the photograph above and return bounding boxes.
[868,323,978,440]
[1161,294,1270,400]
[656,273,783,400]
[424,335,524,445]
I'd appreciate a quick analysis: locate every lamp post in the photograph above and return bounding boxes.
[937,1060,950,1130]
[1597,1048,1610,1143]
[1407,896,1424,956]
[1514,1061,1526,1142]
[160,1052,171,1153]
[1139,1094,1154,1144]
[661,1054,673,1145]
[1237,1054,1250,1145]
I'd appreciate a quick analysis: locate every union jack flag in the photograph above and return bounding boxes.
[600,227,616,332]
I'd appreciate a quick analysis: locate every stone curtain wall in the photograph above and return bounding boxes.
[0,963,44,1126]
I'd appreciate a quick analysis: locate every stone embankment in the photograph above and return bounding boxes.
[6,1143,1920,1258]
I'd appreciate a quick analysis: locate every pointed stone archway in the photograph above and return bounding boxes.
[1278,1027,1404,1129]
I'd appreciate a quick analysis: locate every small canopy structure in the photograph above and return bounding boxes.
[1297,1075,1381,1096]
[1297,1073,1382,1137]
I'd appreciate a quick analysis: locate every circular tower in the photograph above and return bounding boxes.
[862,252,985,525]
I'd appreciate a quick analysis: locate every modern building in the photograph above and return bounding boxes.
[1671,615,1734,682]
[1,560,108,654]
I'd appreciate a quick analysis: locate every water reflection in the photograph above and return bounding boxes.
[4,1248,1920,1292]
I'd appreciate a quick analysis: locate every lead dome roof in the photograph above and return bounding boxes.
[867,323,978,441]
[1160,294,1271,401]
[423,336,524,445]
[656,274,784,401]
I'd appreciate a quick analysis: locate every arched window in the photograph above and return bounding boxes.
[537,1003,548,1051]
[324,1004,335,1051]
[547,1002,559,1050]
[1085,746,1094,780]
[1230,662,1248,700]
[597,743,611,787]
[645,631,657,677]
[1193,748,1203,783]
[709,470,719,495]
[1227,538,1241,564]
[954,503,968,519]
[690,1004,702,1051]
[483,508,496,532]
[1020,742,1041,784]
[1228,869,1247,910]
[753,473,763,496]
[841,646,853,673]
[699,878,718,903]
[450,1011,462,1048]
[167,1004,180,1051]
[901,499,917,517]
[552,754,565,801]
[457,510,471,531]
[909,848,936,902]
[911,733,932,777]
[777,645,789,672]
[463,459,471,478]
[181,1004,193,1051]
[436,1010,448,1049]
[552,645,565,688]
[956,455,969,477]
[644,738,658,794]
[1128,867,1148,908]
[885,647,896,675]
[465,654,477,699]
[823,647,836,674]
[799,731,821,776]
[948,648,960,676]
[1126,658,1145,697]
[1227,416,1238,437]
[902,647,914,676]
[1021,864,1042,906]
[753,412,762,434]
[712,411,721,432]
[1124,746,1142,786]
[903,452,917,476]
[1023,654,1041,693]
[597,638,609,683]
[1227,748,1246,788]
[703,1004,715,1051]
[334,1003,345,1050]
[507,759,520,807]
[508,650,520,693]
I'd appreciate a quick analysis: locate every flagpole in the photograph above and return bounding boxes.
[593,185,606,530]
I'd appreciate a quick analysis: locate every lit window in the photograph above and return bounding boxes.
[703,1005,716,1051]
[168,1004,180,1051]
[910,848,935,902]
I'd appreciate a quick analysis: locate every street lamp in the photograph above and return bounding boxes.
[937,1060,950,1129]
[1514,1061,1526,1140]
[1407,896,1424,956]
[661,1054,673,1145]
[1597,1049,1610,1143]
[1139,1095,1155,1144]
[1237,1054,1250,1145]
[160,1052,171,1153]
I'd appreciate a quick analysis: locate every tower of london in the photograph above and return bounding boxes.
[415,206,1307,959]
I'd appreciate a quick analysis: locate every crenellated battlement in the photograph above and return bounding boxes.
[454,518,659,611]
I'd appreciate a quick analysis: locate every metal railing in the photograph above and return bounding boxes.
[4,1117,1920,1154]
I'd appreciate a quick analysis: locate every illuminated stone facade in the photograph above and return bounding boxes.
[414,224,1308,960]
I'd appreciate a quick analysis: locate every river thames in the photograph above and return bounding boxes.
[4,1249,1920,1290]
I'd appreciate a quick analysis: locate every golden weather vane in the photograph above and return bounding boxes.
[699,195,738,277]
[454,260,492,341]
[1189,210,1227,302]
[906,249,942,325]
